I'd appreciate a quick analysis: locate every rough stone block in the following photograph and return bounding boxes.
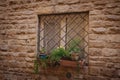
[89,61,106,67]
[84,75,109,80]
[35,6,54,14]
[100,68,116,77]
[106,63,114,68]
[70,3,93,12]
[102,48,120,57]
[111,78,120,80]
[89,67,100,76]
[57,0,80,4]
[46,76,59,80]
[114,63,120,69]
[89,40,106,48]
[91,27,107,34]
[89,34,120,42]
[107,27,120,34]
[28,53,35,58]
[117,70,120,77]
[89,48,102,56]
[55,5,70,12]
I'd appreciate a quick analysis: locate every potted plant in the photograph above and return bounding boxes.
[67,39,83,61]
[34,56,49,74]
[34,48,48,73]
[39,47,47,59]
[70,47,81,61]
[39,55,49,69]
[49,47,70,67]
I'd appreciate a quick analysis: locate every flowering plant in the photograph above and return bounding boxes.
[49,47,70,62]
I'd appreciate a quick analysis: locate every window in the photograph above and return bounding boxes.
[37,12,89,60]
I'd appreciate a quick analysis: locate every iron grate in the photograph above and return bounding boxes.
[38,12,89,59]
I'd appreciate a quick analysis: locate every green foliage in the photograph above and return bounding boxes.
[40,47,46,53]
[34,56,48,74]
[68,39,81,53]
[34,60,39,74]
[49,47,70,62]
[67,38,86,59]
[40,56,48,68]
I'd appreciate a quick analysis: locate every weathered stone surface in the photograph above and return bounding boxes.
[55,5,70,12]
[57,0,80,4]
[0,45,9,51]
[103,7,120,15]
[40,75,47,80]
[102,48,120,57]
[89,40,106,48]
[8,45,28,52]
[107,27,120,34]
[35,6,54,14]
[90,61,106,67]
[89,20,120,28]
[106,42,120,49]
[90,10,104,15]
[91,27,107,34]
[114,63,120,69]
[89,34,104,40]
[85,75,109,80]
[89,34,120,42]
[0,0,120,80]
[70,3,93,12]
[111,78,120,80]
[117,70,120,77]
[46,76,59,80]
[89,67,101,76]
[93,0,115,5]
[105,15,120,21]
[25,57,34,62]
[89,48,102,56]
[28,53,36,58]
[104,57,120,63]
[100,68,116,77]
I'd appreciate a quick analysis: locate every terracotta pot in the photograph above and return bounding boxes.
[71,53,80,61]
[60,59,84,68]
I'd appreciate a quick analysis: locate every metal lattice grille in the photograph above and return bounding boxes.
[38,12,89,59]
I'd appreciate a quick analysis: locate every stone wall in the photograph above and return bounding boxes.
[0,0,120,80]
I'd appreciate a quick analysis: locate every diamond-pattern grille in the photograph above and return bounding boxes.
[38,12,89,59]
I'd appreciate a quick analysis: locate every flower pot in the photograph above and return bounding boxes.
[60,59,83,68]
[71,53,80,61]
[39,54,47,59]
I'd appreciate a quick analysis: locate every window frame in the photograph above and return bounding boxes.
[37,12,89,62]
